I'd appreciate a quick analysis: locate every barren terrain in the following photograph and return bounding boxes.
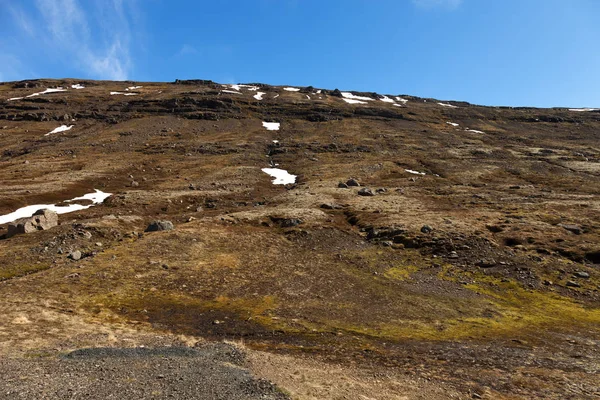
[0,79,599,399]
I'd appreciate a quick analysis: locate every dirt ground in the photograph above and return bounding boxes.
[0,79,599,399]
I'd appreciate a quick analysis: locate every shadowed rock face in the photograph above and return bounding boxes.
[7,209,58,238]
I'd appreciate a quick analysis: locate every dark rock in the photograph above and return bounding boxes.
[566,280,581,288]
[420,225,433,234]
[585,250,600,264]
[574,271,590,279]
[357,188,375,196]
[337,182,348,188]
[7,209,58,238]
[279,218,303,228]
[346,178,360,187]
[486,224,503,233]
[145,220,174,232]
[375,188,387,194]
[477,259,497,268]
[559,224,583,235]
[320,203,334,210]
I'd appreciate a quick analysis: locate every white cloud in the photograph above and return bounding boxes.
[0,53,32,82]
[27,0,133,80]
[177,44,198,57]
[7,4,36,37]
[412,0,463,9]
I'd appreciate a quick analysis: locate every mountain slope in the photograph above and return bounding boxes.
[0,79,599,399]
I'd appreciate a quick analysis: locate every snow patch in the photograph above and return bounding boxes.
[262,122,280,131]
[45,125,73,136]
[262,168,296,185]
[342,98,367,105]
[392,104,403,107]
[405,169,426,176]
[126,86,142,91]
[71,84,85,89]
[7,97,23,101]
[0,189,112,225]
[221,90,243,95]
[380,96,395,103]
[341,92,373,101]
[306,95,311,100]
[446,122,459,127]
[283,87,300,92]
[396,97,408,103]
[466,129,484,134]
[438,102,458,108]
[569,108,599,112]
[229,84,258,91]
[254,92,265,100]
[25,88,67,98]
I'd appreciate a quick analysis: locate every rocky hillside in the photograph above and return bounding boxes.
[0,79,599,399]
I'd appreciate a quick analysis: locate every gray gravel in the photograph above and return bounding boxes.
[0,343,289,399]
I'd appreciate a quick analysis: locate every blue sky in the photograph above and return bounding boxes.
[1,0,599,107]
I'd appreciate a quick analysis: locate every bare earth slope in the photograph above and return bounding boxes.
[0,79,599,399]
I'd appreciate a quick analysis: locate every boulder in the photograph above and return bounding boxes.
[559,224,583,235]
[7,209,58,238]
[68,250,82,261]
[145,220,174,232]
[346,178,360,187]
[357,188,374,196]
[574,271,590,279]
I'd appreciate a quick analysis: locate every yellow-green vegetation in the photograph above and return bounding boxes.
[383,265,419,281]
[0,263,51,281]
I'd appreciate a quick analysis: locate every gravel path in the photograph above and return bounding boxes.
[0,344,289,399]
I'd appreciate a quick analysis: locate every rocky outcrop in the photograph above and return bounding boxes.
[7,209,58,238]
[145,220,174,232]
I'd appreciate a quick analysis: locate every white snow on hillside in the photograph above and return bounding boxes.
[283,87,300,92]
[71,84,85,89]
[262,122,280,131]
[396,97,408,103]
[126,86,143,91]
[405,169,426,175]
[446,122,459,127]
[569,108,599,112]
[380,96,395,103]
[254,92,265,100]
[45,125,73,136]
[110,92,138,96]
[0,189,112,225]
[24,88,67,98]
[262,168,296,185]
[341,92,373,101]
[438,102,458,108]
[228,84,259,91]
[342,98,367,105]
